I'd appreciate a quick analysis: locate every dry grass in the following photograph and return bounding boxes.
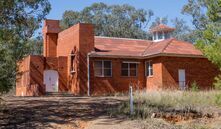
[134,90,221,110]
[109,90,221,127]
[111,91,221,119]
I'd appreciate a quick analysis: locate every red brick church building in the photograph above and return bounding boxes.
[16,19,219,96]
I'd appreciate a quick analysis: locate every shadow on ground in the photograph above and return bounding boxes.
[0,96,126,129]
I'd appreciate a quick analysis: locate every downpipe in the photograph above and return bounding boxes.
[87,53,90,96]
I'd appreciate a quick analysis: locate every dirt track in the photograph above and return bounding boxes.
[0,96,125,129]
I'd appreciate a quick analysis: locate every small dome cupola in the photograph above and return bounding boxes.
[150,24,175,42]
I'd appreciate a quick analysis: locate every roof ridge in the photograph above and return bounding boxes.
[141,38,174,56]
[95,36,151,42]
[161,38,174,53]
[141,42,154,56]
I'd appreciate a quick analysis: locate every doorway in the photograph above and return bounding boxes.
[178,69,186,90]
[44,70,59,92]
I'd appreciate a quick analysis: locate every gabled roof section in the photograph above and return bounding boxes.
[142,38,203,57]
[94,36,152,57]
[93,36,203,58]
[142,38,172,56]
[150,24,175,33]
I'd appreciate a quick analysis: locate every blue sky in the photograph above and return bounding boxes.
[47,0,192,25]
[36,0,193,36]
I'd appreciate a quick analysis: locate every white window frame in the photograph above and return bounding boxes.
[94,60,112,77]
[121,62,139,77]
[145,61,153,77]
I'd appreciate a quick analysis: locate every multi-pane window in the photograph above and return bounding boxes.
[94,61,112,77]
[146,61,153,76]
[121,62,138,77]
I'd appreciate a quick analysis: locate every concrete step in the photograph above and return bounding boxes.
[45,92,74,97]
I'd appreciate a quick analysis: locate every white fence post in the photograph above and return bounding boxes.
[129,86,134,115]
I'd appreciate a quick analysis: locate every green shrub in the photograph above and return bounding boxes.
[0,97,5,110]
[214,75,221,90]
[215,94,221,106]
[190,81,199,92]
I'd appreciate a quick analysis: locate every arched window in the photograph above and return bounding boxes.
[70,50,76,74]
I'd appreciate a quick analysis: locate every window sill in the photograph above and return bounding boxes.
[95,76,112,78]
[147,75,153,78]
[70,71,76,74]
[120,76,138,78]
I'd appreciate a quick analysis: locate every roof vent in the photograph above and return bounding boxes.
[150,24,175,42]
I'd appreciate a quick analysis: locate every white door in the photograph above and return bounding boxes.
[178,69,186,90]
[44,70,59,92]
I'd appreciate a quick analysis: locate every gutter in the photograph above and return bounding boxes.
[89,53,205,59]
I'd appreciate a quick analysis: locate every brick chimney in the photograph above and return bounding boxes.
[42,19,61,57]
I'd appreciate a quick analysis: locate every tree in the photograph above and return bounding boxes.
[193,0,221,88]
[182,0,209,30]
[149,16,168,29]
[171,17,200,43]
[27,37,44,55]
[186,0,221,67]
[60,2,154,39]
[0,0,51,93]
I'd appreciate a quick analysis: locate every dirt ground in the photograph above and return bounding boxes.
[0,96,126,129]
[0,96,221,129]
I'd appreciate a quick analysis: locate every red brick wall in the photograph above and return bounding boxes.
[16,55,69,96]
[143,56,219,91]
[57,24,80,94]
[45,57,58,70]
[89,58,145,95]
[29,55,45,95]
[57,24,80,56]
[161,56,219,90]
[16,55,45,96]
[58,56,68,92]
[43,19,60,57]
[77,24,94,95]
[145,57,164,90]
[57,23,94,95]
[45,33,58,57]
[16,56,30,96]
